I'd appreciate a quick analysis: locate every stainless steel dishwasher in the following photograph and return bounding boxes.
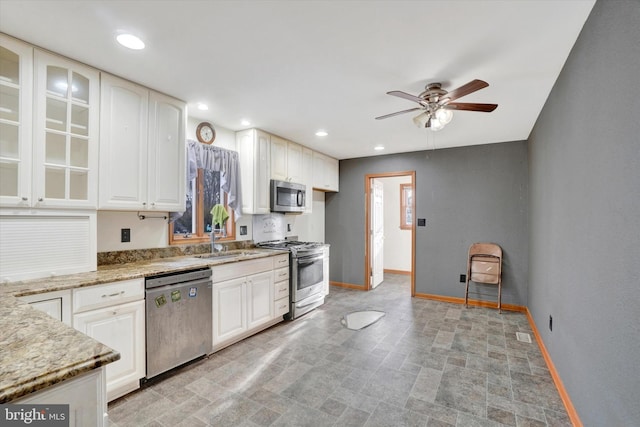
[145,268,212,379]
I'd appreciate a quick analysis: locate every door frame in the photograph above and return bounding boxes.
[364,171,416,296]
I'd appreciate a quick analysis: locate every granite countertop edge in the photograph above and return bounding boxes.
[0,249,287,402]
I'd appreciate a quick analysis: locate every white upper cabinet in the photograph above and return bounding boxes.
[32,49,99,208]
[270,135,287,182]
[313,151,339,192]
[270,135,304,184]
[99,73,185,212]
[147,91,186,211]
[237,128,270,214]
[0,35,33,207]
[1,37,99,209]
[302,147,313,213]
[99,74,148,209]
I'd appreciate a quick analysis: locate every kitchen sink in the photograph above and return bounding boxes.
[194,250,262,260]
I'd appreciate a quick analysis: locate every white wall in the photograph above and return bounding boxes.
[289,190,326,242]
[381,176,411,272]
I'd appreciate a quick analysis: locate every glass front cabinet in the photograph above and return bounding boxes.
[0,34,99,209]
[0,34,33,206]
[33,49,99,208]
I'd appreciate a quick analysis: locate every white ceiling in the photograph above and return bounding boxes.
[0,0,595,160]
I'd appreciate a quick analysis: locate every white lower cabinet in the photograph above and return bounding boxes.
[247,271,274,329]
[19,289,72,326]
[211,255,289,352]
[15,367,108,427]
[72,279,145,402]
[212,276,247,343]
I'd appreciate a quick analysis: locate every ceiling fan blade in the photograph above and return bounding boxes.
[387,91,424,104]
[375,107,422,120]
[442,79,489,102]
[443,102,498,112]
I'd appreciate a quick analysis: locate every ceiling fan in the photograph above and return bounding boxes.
[375,79,497,130]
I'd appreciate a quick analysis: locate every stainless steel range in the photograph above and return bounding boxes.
[256,240,328,319]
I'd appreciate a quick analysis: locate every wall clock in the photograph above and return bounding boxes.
[196,121,216,144]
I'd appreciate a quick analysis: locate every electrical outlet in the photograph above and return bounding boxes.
[459,274,466,283]
[121,228,131,243]
[549,315,553,331]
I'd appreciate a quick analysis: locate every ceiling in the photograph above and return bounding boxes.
[0,0,595,160]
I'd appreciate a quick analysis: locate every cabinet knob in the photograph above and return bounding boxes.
[151,202,155,207]
[21,197,28,201]
[38,197,43,202]
[142,202,147,206]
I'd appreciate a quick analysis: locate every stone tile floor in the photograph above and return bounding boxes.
[108,274,570,427]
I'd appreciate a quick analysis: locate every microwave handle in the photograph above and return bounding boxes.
[297,190,305,207]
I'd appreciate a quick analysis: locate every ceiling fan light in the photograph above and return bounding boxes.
[413,112,430,128]
[430,117,445,131]
[435,108,453,125]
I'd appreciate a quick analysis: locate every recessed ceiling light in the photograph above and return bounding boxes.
[197,103,209,111]
[315,130,328,137]
[116,33,145,50]
[241,119,251,126]
[374,146,385,151]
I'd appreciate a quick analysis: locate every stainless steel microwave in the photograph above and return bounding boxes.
[270,180,306,213]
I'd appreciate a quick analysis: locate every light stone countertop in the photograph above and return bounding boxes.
[0,248,287,403]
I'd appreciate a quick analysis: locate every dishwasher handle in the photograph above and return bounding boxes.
[145,277,212,294]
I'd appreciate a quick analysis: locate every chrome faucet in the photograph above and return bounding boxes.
[210,229,225,253]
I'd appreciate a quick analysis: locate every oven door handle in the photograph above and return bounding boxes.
[296,254,324,265]
[296,293,325,308]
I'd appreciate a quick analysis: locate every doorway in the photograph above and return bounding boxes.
[364,171,415,296]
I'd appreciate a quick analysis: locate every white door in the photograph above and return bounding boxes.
[371,179,384,288]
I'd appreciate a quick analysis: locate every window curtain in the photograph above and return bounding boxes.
[170,139,242,222]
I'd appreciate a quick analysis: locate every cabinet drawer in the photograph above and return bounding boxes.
[274,297,289,317]
[211,258,272,283]
[274,280,289,301]
[274,267,289,283]
[73,278,144,313]
[272,254,289,268]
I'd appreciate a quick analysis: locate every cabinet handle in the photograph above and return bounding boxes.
[38,197,43,202]
[102,291,125,298]
[279,272,287,277]
[151,202,155,207]
[278,259,287,264]
[21,197,28,201]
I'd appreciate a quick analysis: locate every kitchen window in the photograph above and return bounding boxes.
[169,168,235,245]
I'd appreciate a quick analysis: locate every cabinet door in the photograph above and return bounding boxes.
[98,74,148,209]
[237,129,270,214]
[302,147,313,213]
[270,135,288,181]
[0,35,33,207]
[33,49,99,208]
[247,271,273,329]
[255,130,271,213]
[287,142,303,184]
[15,368,107,427]
[19,289,72,326]
[73,300,145,402]
[213,277,246,343]
[147,91,186,211]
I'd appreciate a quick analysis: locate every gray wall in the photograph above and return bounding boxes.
[527,1,640,424]
[326,141,529,306]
